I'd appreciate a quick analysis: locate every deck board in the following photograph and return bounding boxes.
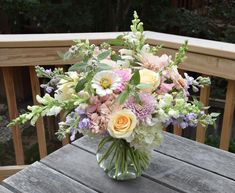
[73,136,235,193]
[155,132,235,180]
[41,145,177,193]
[3,162,96,193]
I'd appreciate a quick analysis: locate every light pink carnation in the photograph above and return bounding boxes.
[114,69,132,91]
[125,93,156,122]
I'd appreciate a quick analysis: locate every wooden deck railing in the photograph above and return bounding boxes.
[0,31,234,180]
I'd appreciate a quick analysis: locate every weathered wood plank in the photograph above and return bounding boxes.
[2,67,24,165]
[0,32,122,48]
[156,132,235,180]
[220,80,235,150]
[0,165,26,181]
[0,185,13,193]
[1,32,235,62]
[29,66,47,158]
[0,47,72,67]
[41,145,177,193]
[73,137,235,193]
[4,162,96,193]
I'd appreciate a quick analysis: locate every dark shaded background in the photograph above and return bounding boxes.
[0,0,235,43]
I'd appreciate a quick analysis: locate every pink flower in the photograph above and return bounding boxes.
[125,93,156,122]
[114,69,132,91]
[139,53,171,72]
[157,82,175,94]
[87,94,121,134]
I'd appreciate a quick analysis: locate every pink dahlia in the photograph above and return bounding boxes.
[125,93,156,122]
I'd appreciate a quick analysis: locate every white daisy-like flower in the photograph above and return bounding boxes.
[91,70,121,96]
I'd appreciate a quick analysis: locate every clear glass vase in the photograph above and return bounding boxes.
[96,137,150,181]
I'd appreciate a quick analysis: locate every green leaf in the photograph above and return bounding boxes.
[75,71,94,92]
[210,113,220,117]
[107,35,124,46]
[96,63,112,71]
[68,62,86,71]
[97,50,111,60]
[111,54,122,61]
[117,88,130,104]
[130,70,140,85]
[136,83,153,89]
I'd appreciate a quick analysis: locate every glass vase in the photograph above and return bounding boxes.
[96,137,150,180]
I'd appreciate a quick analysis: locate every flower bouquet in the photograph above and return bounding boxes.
[9,12,218,180]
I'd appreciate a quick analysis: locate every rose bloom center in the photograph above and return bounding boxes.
[114,116,131,131]
[100,77,111,89]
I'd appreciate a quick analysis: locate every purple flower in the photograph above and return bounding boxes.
[45,69,52,75]
[75,107,85,115]
[70,128,76,141]
[78,118,90,129]
[180,122,188,129]
[125,93,156,122]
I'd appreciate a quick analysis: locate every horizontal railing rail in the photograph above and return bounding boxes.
[0,31,234,180]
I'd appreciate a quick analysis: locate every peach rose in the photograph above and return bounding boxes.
[108,109,137,139]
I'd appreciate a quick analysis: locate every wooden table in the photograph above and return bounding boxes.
[1,132,235,193]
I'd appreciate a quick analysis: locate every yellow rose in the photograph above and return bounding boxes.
[108,109,137,139]
[139,69,160,92]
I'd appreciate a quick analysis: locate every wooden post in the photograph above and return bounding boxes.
[173,125,182,136]
[2,67,24,165]
[196,85,210,143]
[220,80,235,151]
[29,66,47,158]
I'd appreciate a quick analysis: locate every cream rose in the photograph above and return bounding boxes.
[108,109,137,139]
[139,69,160,92]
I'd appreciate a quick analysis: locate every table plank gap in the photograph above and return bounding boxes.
[0,184,16,193]
[3,161,97,193]
[41,144,178,193]
[72,136,235,193]
[40,162,102,193]
[155,132,235,180]
[71,143,187,193]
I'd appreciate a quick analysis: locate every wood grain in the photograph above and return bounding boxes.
[156,132,235,180]
[41,145,177,193]
[1,32,235,61]
[220,80,235,150]
[196,84,210,143]
[74,136,235,193]
[4,162,96,193]
[2,67,24,165]
[29,66,47,158]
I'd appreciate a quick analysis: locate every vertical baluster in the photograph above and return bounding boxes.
[173,125,182,136]
[196,81,210,143]
[2,67,24,165]
[220,80,235,151]
[29,66,47,158]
